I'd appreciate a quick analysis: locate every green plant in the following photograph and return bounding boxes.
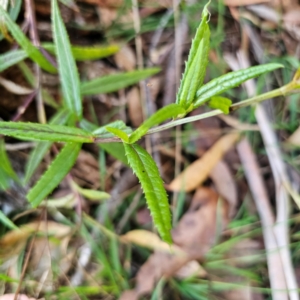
[0,0,299,243]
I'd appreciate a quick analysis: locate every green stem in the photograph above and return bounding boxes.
[95,82,297,143]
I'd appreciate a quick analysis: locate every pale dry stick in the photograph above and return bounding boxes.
[5,142,36,151]
[238,43,299,299]
[235,42,298,299]
[25,0,46,124]
[237,138,288,300]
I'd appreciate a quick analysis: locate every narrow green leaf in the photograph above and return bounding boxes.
[0,210,18,230]
[0,139,17,180]
[124,143,172,243]
[0,6,56,73]
[80,119,128,165]
[52,0,82,119]
[129,103,186,143]
[0,50,27,72]
[71,181,110,200]
[208,96,232,114]
[42,43,120,61]
[0,139,18,190]
[81,68,160,95]
[27,142,82,207]
[92,120,132,138]
[106,127,129,142]
[24,109,71,184]
[177,2,210,109]
[0,122,95,143]
[194,63,284,108]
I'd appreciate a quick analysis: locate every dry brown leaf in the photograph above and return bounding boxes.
[209,160,238,217]
[287,126,300,145]
[127,87,143,127]
[114,45,136,71]
[0,295,39,300]
[121,229,183,254]
[172,188,229,256]
[72,150,100,188]
[283,7,300,25]
[0,221,71,260]
[224,0,270,6]
[167,133,240,192]
[120,188,227,299]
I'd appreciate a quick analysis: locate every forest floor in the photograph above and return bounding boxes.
[1,0,300,299]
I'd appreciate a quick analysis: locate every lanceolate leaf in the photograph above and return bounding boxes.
[0,6,56,73]
[124,143,172,243]
[0,50,27,72]
[0,210,18,230]
[129,104,186,143]
[24,109,72,184]
[81,68,160,95]
[42,43,120,61]
[176,2,210,109]
[92,120,132,138]
[0,122,94,143]
[52,0,82,119]
[27,142,82,207]
[194,63,284,108]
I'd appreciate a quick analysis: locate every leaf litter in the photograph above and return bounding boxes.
[1,0,300,298]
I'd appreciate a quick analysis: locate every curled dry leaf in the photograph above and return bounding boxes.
[287,126,300,146]
[114,45,136,71]
[209,160,238,217]
[120,188,228,299]
[72,150,100,189]
[0,294,39,300]
[167,132,240,192]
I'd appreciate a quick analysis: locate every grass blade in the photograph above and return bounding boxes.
[0,50,27,72]
[124,143,172,243]
[51,0,82,119]
[0,6,56,73]
[0,121,95,143]
[42,43,120,61]
[27,142,82,207]
[0,210,18,230]
[129,103,186,143]
[194,63,284,108]
[81,68,160,95]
